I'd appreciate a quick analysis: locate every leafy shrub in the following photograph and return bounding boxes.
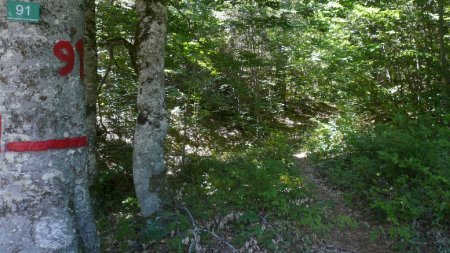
[170,133,313,217]
[168,133,325,251]
[314,115,450,249]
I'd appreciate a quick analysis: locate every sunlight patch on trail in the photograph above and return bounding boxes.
[294,152,308,159]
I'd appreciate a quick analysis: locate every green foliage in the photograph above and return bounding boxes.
[171,133,311,217]
[96,133,327,252]
[93,0,450,251]
[96,213,141,252]
[299,207,332,236]
[92,138,135,216]
[96,0,138,142]
[233,223,279,250]
[239,210,260,224]
[168,133,327,251]
[336,214,359,230]
[313,115,450,249]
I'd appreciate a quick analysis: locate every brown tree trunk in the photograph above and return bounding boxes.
[84,0,99,185]
[0,0,99,251]
[133,0,170,217]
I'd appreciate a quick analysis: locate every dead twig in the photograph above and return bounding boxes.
[178,206,238,253]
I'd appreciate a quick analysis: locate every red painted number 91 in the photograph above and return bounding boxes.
[53,39,84,79]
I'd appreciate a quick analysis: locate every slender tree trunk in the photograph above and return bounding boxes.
[0,0,99,251]
[84,0,99,185]
[438,0,449,106]
[133,0,169,217]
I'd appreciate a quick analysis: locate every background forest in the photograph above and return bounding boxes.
[90,0,449,252]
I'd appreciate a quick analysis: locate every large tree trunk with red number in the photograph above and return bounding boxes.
[0,1,99,252]
[133,0,170,217]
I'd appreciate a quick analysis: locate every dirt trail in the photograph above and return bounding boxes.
[295,156,396,253]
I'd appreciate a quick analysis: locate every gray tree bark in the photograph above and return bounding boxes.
[133,0,170,218]
[84,0,98,185]
[0,1,99,252]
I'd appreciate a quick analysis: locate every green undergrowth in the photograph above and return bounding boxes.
[165,133,330,252]
[95,133,335,252]
[172,134,307,216]
[309,114,450,252]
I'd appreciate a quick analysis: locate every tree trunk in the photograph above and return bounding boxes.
[84,0,99,185]
[133,0,169,217]
[0,1,99,252]
[438,0,449,106]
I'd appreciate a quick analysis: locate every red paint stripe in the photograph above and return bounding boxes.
[6,136,88,152]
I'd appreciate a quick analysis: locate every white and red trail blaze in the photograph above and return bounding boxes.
[0,114,87,153]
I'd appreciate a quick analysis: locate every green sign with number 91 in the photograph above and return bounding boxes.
[7,1,40,23]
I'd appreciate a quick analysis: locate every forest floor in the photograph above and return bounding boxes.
[99,152,406,253]
[295,154,396,253]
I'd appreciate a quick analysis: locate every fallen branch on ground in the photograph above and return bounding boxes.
[178,206,239,253]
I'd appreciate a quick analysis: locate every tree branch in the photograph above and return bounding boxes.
[99,37,138,73]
